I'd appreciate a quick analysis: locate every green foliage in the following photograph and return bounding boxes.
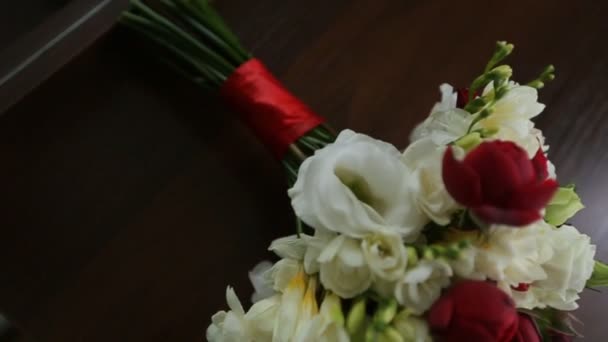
[545,185,584,226]
[522,308,580,341]
[587,260,608,287]
[121,0,250,88]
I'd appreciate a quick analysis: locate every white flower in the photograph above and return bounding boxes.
[249,261,275,303]
[402,137,460,224]
[318,234,373,298]
[395,260,452,314]
[301,229,334,274]
[410,84,472,146]
[479,84,545,156]
[206,287,251,342]
[245,295,281,341]
[362,232,408,281]
[269,234,307,260]
[448,246,483,280]
[509,225,596,310]
[270,258,304,293]
[273,270,313,342]
[473,223,553,286]
[289,129,427,241]
[293,293,349,342]
[392,310,432,342]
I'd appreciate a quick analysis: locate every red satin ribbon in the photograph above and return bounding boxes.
[220,59,326,160]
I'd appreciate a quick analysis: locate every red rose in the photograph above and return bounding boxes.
[456,88,478,108]
[442,141,558,226]
[513,314,541,342]
[428,280,519,342]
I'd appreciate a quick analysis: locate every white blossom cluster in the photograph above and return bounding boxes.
[207,83,595,342]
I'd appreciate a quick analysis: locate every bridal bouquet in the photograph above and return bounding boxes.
[122,1,608,341]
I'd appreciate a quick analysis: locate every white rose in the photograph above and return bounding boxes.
[395,260,452,314]
[362,231,408,281]
[318,234,373,298]
[207,287,252,342]
[473,223,553,286]
[478,84,545,156]
[402,137,460,224]
[509,225,596,310]
[288,129,427,240]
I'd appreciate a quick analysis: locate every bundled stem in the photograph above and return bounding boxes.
[121,0,336,179]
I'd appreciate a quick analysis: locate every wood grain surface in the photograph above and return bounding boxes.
[1,0,607,340]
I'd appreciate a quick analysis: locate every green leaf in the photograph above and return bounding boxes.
[544,186,584,226]
[521,308,580,341]
[587,260,608,287]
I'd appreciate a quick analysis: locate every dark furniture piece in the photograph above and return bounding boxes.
[1,0,607,340]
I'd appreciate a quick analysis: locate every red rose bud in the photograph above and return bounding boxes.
[456,88,480,108]
[428,281,519,342]
[442,141,558,226]
[513,314,541,342]
[512,283,531,292]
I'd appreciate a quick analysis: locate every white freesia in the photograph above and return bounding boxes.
[301,229,334,274]
[318,234,373,298]
[249,261,275,303]
[206,287,251,342]
[479,83,545,156]
[362,232,408,281]
[448,245,483,280]
[289,129,426,241]
[293,293,349,342]
[402,137,460,224]
[411,83,547,157]
[270,258,304,293]
[269,234,307,260]
[245,295,281,341]
[508,225,596,310]
[392,310,432,342]
[273,270,311,342]
[474,223,553,287]
[410,86,472,147]
[395,260,452,314]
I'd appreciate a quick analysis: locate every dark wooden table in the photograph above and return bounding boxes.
[1,0,607,340]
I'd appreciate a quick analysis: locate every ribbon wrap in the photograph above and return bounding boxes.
[220,59,325,159]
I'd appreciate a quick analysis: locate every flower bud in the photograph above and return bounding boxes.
[321,292,345,326]
[545,186,584,226]
[374,299,398,325]
[406,247,419,267]
[454,132,482,151]
[489,65,513,80]
[378,327,405,342]
[347,297,367,336]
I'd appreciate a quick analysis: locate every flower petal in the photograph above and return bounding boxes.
[442,146,482,206]
[472,205,541,226]
[509,179,559,211]
[464,142,527,203]
[531,148,549,181]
